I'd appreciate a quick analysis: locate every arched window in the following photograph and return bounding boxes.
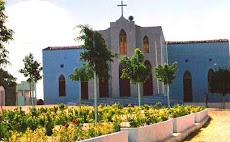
[119,29,127,55]
[143,36,149,53]
[59,75,66,96]
[183,71,193,102]
[208,69,214,92]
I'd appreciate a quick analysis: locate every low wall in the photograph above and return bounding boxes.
[79,131,128,142]
[121,119,173,142]
[172,113,195,133]
[80,109,209,142]
[195,109,208,123]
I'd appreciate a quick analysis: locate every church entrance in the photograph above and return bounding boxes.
[81,81,88,99]
[119,63,131,97]
[143,61,153,96]
[183,71,193,102]
[99,79,109,97]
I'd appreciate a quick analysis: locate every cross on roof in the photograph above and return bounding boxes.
[117,1,127,17]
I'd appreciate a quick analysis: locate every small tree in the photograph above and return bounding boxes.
[210,67,230,109]
[19,53,43,106]
[155,62,177,108]
[120,48,152,106]
[76,25,116,121]
[69,64,93,104]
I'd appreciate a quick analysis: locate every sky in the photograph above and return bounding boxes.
[4,0,230,99]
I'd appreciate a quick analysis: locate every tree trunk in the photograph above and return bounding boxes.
[167,79,170,108]
[34,83,37,106]
[222,94,226,109]
[138,82,141,106]
[167,85,170,108]
[94,71,98,122]
[79,78,81,105]
[30,82,32,106]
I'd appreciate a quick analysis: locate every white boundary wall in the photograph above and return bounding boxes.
[79,131,128,142]
[121,119,173,142]
[172,113,195,133]
[80,109,209,142]
[195,109,209,123]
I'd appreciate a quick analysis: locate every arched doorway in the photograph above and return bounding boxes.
[59,75,66,97]
[81,81,88,99]
[143,60,153,96]
[119,63,131,97]
[208,69,214,93]
[183,71,193,102]
[99,79,109,97]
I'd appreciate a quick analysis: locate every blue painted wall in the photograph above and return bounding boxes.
[43,48,84,104]
[168,41,230,103]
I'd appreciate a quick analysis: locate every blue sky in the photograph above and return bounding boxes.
[5,0,230,99]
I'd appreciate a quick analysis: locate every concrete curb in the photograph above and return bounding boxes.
[165,116,210,142]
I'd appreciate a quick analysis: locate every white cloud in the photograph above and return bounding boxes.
[6,0,77,99]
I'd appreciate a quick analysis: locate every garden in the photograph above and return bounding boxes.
[0,103,205,142]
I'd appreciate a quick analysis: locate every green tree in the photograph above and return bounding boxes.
[19,53,43,106]
[0,68,16,88]
[69,64,93,104]
[155,62,177,108]
[76,25,116,121]
[0,0,14,66]
[210,67,230,109]
[120,48,152,106]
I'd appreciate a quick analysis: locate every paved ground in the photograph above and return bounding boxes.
[184,109,230,142]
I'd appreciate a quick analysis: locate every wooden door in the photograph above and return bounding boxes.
[99,79,109,97]
[143,74,153,96]
[119,64,131,97]
[143,61,153,96]
[81,81,88,99]
[183,71,193,102]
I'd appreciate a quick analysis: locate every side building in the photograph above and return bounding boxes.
[43,46,84,104]
[167,39,230,103]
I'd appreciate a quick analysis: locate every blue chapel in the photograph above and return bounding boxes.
[42,16,230,105]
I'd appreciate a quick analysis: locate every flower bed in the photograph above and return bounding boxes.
[0,103,205,142]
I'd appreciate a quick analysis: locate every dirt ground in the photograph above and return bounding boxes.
[184,109,230,142]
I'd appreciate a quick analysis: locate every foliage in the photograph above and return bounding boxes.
[0,68,16,87]
[210,67,230,95]
[0,0,14,66]
[155,62,177,86]
[120,48,152,84]
[210,67,230,108]
[1,104,205,141]
[155,62,177,107]
[10,128,48,142]
[69,64,93,82]
[76,25,116,80]
[19,53,43,83]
